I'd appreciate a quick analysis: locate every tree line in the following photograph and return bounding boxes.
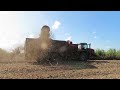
[95,49,120,60]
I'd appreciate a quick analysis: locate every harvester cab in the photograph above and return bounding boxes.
[77,43,95,61]
[78,43,91,50]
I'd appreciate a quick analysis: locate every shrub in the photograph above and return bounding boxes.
[0,48,10,60]
[0,45,25,61]
[95,48,120,60]
[115,50,120,60]
[95,49,106,60]
[105,49,116,60]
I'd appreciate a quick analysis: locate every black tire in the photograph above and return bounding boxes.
[79,52,88,61]
[48,53,58,66]
[48,59,58,66]
[36,52,48,64]
[36,56,44,64]
[36,52,58,66]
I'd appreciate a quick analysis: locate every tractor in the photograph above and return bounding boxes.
[24,25,95,65]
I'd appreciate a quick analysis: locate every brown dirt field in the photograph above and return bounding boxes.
[0,59,120,79]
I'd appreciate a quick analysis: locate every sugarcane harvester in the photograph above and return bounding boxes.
[25,25,95,63]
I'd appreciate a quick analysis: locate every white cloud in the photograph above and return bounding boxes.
[94,36,97,39]
[0,11,28,51]
[93,31,96,34]
[27,33,38,38]
[92,31,97,39]
[0,12,19,50]
[52,20,61,30]
[65,36,72,41]
[0,11,48,52]
[65,33,70,36]
[28,34,34,38]
[64,32,72,41]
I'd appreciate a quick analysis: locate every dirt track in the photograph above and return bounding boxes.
[0,60,120,79]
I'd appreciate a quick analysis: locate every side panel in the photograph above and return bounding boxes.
[25,38,81,61]
[25,38,40,61]
[25,39,68,61]
[50,40,68,53]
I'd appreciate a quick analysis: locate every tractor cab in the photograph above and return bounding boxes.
[78,43,91,50]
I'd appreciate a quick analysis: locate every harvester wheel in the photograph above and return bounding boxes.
[36,56,44,64]
[48,53,58,66]
[48,59,58,66]
[36,53,48,64]
[80,53,88,61]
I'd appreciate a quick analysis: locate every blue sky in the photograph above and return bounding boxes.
[0,11,120,51]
